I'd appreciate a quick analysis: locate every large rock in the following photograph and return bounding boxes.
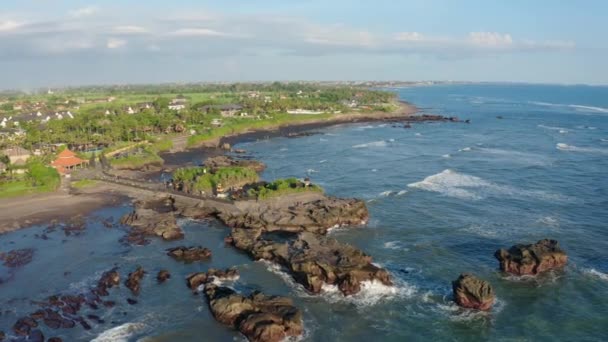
[495,239,567,275]
[229,231,392,296]
[0,248,35,268]
[186,268,239,291]
[452,273,495,311]
[125,266,146,295]
[166,246,212,263]
[217,196,368,234]
[120,197,184,245]
[204,155,266,173]
[94,268,120,296]
[204,284,302,342]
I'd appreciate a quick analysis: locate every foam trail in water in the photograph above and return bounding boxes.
[557,143,608,154]
[583,268,608,282]
[538,124,566,131]
[91,322,147,342]
[442,154,451,158]
[408,169,569,202]
[458,147,471,152]
[353,140,388,148]
[531,101,608,114]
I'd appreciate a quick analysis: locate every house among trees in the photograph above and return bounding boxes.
[51,148,88,175]
[1,146,31,166]
[201,104,243,117]
[168,98,187,111]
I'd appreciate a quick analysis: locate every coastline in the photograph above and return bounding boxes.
[0,101,426,235]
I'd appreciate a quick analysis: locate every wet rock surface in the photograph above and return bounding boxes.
[186,268,239,291]
[0,248,34,268]
[157,270,171,283]
[94,268,120,296]
[495,239,568,276]
[125,266,146,295]
[452,273,495,311]
[216,195,369,234]
[229,231,392,296]
[203,155,266,173]
[166,246,212,263]
[120,197,184,245]
[204,284,303,342]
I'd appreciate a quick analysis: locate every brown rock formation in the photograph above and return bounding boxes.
[186,268,239,291]
[204,155,266,173]
[495,239,568,276]
[125,266,146,295]
[166,246,212,263]
[120,197,184,245]
[157,270,171,283]
[452,273,495,311]
[204,284,303,342]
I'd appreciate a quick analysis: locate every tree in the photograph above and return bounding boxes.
[89,152,97,168]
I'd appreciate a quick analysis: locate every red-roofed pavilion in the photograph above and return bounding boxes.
[51,149,88,174]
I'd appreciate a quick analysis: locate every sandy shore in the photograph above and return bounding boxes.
[0,101,425,235]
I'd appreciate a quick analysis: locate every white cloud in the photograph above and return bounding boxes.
[0,20,23,32]
[469,32,513,47]
[168,28,228,37]
[68,6,100,18]
[395,32,425,42]
[113,25,148,34]
[107,38,127,49]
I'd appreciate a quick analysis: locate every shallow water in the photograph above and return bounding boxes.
[1,84,608,341]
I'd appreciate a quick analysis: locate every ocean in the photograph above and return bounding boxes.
[1,84,607,341]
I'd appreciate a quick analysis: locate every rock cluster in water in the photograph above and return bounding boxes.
[120,197,184,245]
[186,268,240,292]
[203,155,266,173]
[166,246,212,263]
[452,273,495,311]
[495,239,568,276]
[125,266,146,295]
[204,284,303,342]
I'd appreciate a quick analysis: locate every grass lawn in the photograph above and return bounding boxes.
[71,179,98,189]
[0,180,56,198]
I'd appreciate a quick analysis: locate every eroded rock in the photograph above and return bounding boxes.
[495,239,567,276]
[0,248,35,268]
[125,266,146,295]
[204,284,303,342]
[204,155,266,173]
[452,273,495,311]
[166,246,212,263]
[120,197,184,245]
[186,268,239,291]
[157,270,171,283]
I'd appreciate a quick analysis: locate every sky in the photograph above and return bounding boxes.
[0,0,607,89]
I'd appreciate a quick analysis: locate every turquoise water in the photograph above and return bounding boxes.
[1,84,607,341]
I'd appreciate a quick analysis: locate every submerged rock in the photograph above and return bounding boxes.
[204,284,303,342]
[229,231,392,296]
[495,239,568,276]
[13,317,38,336]
[157,270,171,283]
[125,266,146,295]
[166,246,212,263]
[94,267,120,296]
[120,197,184,245]
[0,248,35,268]
[186,268,239,291]
[452,273,495,311]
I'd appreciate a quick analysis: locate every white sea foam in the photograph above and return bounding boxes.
[458,147,472,152]
[437,298,506,322]
[557,143,608,153]
[91,322,147,342]
[601,138,608,142]
[371,168,378,172]
[259,260,416,307]
[583,268,608,282]
[319,138,328,142]
[407,169,568,202]
[383,241,409,251]
[569,104,608,113]
[396,190,408,196]
[476,148,551,166]
[353,140,388,148]
[319,160,327,163]
[442,154,451,158]
[537,216,560,228]
[559,129,568,134]
[530,101,608,114]
[379,190,395,197]
[279,147,288,151]
[538,124,566,131]
[415,133,422,136]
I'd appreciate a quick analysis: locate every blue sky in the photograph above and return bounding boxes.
[0,0,606,89]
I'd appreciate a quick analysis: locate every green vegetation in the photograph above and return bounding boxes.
[247,178,323,200]
[71,179,98,189]
[0,161,60,198]
[109,147,163,170]
[150,139,173,152]
[173,166,259,193]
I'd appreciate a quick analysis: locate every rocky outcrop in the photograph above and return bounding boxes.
[495,239,568,276]
[120,197,184,245]
[229,231,392,296]
[204,155,266,173]
[217,196,368,234]
[94,268,120,296]
[452,273,495,311]
[1,248,34,268]
[157,270,171,283]
[125,266,146,295]
[166,246,212,263]
[204,284,303,342]
[186,268,239,291]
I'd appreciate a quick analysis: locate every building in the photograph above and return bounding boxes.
[51,149,88,174]
[201,104,243,117]
[1,146,31,165]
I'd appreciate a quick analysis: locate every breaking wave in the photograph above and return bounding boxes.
[530,101,608,114]
[407,169,568,201]
[383,241,409,251]
[583,268,608,282]
[91,322,147,342]
[353,140,388,148]
[458,147,472,152]
[556,143,608,153]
